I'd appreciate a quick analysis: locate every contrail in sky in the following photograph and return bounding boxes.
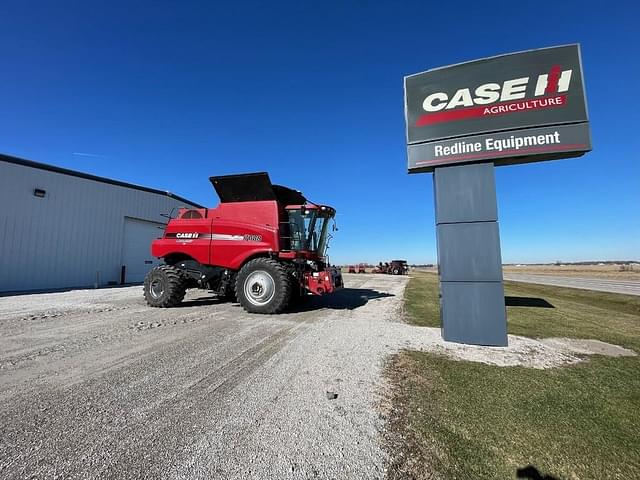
[72,152,109,158]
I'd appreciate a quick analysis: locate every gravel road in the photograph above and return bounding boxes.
[0,274,410,479]
[504,273,640,296]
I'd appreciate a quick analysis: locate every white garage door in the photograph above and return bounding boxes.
[121,217,165,283]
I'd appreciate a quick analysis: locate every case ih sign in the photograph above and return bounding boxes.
[405,44,591,172]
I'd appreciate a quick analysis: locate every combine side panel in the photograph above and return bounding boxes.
[208,201,280,270]
[151,214,213,265]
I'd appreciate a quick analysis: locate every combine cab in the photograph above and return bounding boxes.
[144,172,342,313]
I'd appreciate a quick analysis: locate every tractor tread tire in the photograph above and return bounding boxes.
[236,258,291,314]
[144,264,188,308]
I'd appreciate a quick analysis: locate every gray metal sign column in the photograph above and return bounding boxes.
[434,162,507,346]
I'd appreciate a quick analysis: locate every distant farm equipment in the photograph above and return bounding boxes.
[372,260,409,275]
[346,264,369,273]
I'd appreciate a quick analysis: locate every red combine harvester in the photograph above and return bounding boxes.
[144,172,343,314]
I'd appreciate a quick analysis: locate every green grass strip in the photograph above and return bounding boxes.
[390,271,640,479]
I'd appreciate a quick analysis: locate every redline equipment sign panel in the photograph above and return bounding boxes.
[405,45,591,173]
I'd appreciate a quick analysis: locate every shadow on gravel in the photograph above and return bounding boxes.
[289,288,394,312]
[170,288,393,312]
[505,296,555,308]
[177,297,227,307]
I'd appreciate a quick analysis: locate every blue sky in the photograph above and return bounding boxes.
[1,1,638,264]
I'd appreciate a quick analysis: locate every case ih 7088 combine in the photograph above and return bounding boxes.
[144,172,343,314]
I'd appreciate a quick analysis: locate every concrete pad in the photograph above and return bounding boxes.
[540,337,637,357]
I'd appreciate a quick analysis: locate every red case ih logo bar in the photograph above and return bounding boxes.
[405,45,591,173]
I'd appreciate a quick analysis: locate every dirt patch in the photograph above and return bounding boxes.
[382,354,444,480]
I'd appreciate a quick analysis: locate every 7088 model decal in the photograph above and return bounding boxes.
[243,234,263,242]
[165,233,263,242]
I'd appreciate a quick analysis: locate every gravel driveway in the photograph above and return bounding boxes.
[0,274,408,479]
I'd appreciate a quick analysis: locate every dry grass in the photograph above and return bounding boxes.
[503,263,640,280]
[413,264,640,280]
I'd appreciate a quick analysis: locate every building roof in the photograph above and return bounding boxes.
[0,153,204,208]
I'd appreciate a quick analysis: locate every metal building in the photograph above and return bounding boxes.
[0,154,202,293]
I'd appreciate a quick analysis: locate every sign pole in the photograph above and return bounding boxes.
[434,162,507,346]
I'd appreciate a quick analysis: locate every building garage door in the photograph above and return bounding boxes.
[121,217,165,283]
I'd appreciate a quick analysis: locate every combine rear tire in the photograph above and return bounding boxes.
[144,265,187,308]
[236,258,291,314]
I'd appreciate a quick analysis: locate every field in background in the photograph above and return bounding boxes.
[388,271,640,479]
[503,263,639,280]
[408,263,640,280]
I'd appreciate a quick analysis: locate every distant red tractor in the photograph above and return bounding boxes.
[144,172,343,314]
[372,260,409,275]
[388,260,409,275]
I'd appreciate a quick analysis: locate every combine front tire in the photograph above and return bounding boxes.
[236,258,291,314]
[144,265,187,308]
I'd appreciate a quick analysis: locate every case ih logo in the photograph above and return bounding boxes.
[416,65,572,127]
[175,232,200,239]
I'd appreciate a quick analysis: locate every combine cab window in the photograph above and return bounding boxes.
[287,210,306,251]
[310,213,330,254]
[287,208,332,256]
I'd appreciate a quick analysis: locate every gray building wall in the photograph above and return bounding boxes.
[0,159,199,292]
